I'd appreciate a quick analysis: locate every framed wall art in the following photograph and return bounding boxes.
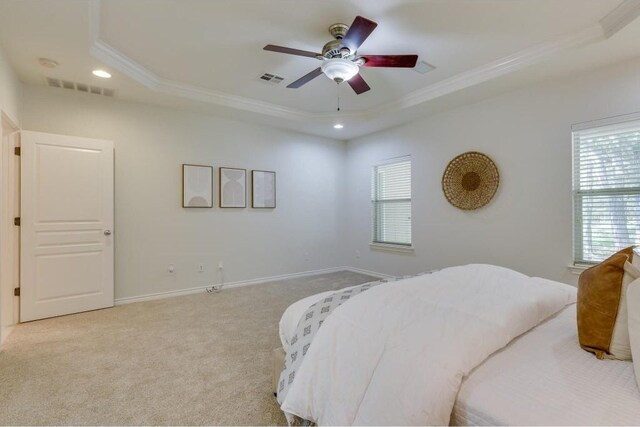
[219,167,246,208]
[182,164,213,208]
[252,170,276,208]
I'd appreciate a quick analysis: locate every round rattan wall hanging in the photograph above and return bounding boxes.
[442,151,499,210]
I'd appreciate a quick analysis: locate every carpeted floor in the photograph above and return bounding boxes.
[0,271,377,426]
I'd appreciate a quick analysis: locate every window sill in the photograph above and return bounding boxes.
[370,243,415,254]
[568,264,593,275]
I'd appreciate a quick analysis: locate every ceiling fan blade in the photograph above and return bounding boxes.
[287,67,324,88]
[263,44,321,58]
[347,73,371,95]
[341,16,378,52]
[360,54,419,68]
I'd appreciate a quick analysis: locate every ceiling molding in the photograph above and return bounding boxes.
[90,39,159,89]
[91,38,318,120]
[366,24,606,116]
[157,79,317,120]
[88,0,640,122]
[600,0,640,37]
[88,0,315,121]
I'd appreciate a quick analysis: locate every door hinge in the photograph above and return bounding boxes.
[14,146,20,156]
[14,287,20,297]
[14,217,20,226]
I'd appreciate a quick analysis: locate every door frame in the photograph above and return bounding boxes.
[0,111,20,345]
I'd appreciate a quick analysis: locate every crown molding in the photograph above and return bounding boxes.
[600,0,640,37]
[366,24,605,116]
[90,39,159,89]
[88,0,316,122]
[88,0,640,122]
[91,37,319,121]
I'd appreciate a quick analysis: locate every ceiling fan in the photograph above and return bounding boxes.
[263,16,418,95]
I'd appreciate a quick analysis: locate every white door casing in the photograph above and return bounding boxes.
[20,131,114,322]
[1,112,20,342]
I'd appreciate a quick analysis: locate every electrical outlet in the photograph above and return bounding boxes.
[168,264,175,275]
[218,261,224,269]
[199,264,204,273]
[355,250,361,259]
[304,251,309,261]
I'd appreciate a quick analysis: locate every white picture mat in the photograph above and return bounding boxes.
[220,168,246,207]
[183,165,212,207]
[252,171,276,208]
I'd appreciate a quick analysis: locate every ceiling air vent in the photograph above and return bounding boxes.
[46,77,114,97]
[258,72,286,85]
[413,61,436,75]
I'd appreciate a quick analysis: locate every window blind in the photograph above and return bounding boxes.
[573,120,640,264]
[372,157,412,246]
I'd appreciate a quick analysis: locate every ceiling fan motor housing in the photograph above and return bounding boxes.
[328,23,349,39]
[323,23,352,59]
[322,39,352,59]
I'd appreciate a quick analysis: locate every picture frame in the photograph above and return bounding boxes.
[252,170,276,208]
[219,167,247,208]
[182,164,213,208]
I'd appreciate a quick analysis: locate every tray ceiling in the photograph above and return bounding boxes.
[1,0,639,139]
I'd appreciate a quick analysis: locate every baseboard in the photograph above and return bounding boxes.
[343,266,395,279]
[115,266,352,306]
[114,265,393,306]
[1,325,14,346]
[114,266,393,306]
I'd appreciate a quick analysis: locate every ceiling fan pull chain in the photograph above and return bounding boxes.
[337,83,341,112]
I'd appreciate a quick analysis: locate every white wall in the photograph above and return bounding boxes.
[0,44,21,125]
[345,57,640,285]
[22,86,347,301]
[18,54,640,304]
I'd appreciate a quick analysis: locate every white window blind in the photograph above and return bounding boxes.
[573,120,640,264]
[372,157,412,246]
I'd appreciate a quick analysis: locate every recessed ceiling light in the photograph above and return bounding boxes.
[334,124,344,129]
[92,69,112,79]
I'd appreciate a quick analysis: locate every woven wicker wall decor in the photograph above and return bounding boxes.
[442,151,499,210]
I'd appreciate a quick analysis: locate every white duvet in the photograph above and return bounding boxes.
[280,264,576,425]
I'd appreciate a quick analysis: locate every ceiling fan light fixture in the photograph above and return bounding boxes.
[321,58,359,83]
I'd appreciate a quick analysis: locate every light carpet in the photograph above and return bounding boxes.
[0,271,377,426]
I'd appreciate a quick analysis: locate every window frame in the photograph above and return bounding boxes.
[572,112,640,266]
[371,155,413,251]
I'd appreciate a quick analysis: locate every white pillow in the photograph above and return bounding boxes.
[609,261,640,359]
[627,276,640,388]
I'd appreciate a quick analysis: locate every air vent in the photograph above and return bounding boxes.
[258,72,286,85]
[46,77,114,97]
[414,61,436,75]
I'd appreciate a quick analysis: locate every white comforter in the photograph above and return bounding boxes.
[280,264,576,425]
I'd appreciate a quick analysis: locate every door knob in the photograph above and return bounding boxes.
[104,230,112,236]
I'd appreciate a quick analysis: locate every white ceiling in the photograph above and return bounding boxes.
[1,0,639,139]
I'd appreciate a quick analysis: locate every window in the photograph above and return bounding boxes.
[573,119,640,264]
[371,156,412,247]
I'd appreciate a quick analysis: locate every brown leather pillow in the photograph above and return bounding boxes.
[577,246,638,359]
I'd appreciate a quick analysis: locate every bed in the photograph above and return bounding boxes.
[274,266,640,426]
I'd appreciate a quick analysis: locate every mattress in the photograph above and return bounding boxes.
[280,291,640,425]
[451,304,640,426]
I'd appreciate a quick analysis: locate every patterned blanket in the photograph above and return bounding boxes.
[276,272,436,424]
[276,280,388,411]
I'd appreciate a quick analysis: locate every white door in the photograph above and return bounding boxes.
[20,131,114,322]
